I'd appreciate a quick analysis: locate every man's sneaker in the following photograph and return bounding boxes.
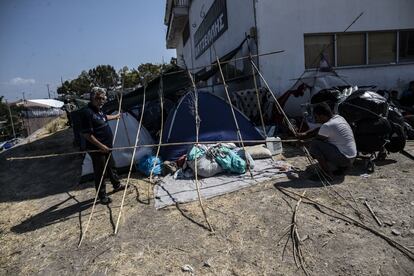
[113,183,126,192]
[100,196,112,205]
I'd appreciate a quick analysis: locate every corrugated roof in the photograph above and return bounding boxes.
[27,99,64,108]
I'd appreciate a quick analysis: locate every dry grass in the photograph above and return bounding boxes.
[1,133,414,275]
[45,116,67,134]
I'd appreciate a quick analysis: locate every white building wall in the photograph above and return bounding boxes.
[256,0,414,114]
[183,0,256,71]
[168,0,414,115]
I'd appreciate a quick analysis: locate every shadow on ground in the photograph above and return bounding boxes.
[0,129,86,203]
[10,192,92,234]
[276,156,382,189]
[277,168,345,189]
[10,189,123,235]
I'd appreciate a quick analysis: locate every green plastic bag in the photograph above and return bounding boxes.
[187,145,206,161]
[214,146,246,174]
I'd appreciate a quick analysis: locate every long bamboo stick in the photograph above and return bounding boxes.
[187,69,214,232]
[163,49,285,76]
[114,86,147,234]
[216,56,254,178]
[147,71,165,202]
[7,139,299,161]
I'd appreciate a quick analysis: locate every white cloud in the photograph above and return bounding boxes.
[10,77,36,85]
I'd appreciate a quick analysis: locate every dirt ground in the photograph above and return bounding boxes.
[0,127,413,275]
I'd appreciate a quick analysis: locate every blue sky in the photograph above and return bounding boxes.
[0,0,175,101]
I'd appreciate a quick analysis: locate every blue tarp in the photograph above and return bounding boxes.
[160,91,264,161]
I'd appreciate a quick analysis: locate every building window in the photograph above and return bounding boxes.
[368,32,396,64]
[337,33,366,66]
[399,30,414,62]
[305,29,414,69]
[304,35,334,69]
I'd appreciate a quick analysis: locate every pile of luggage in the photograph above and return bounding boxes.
[311,89,408,158]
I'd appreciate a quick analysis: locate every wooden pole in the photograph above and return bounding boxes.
[215,56,253,178]
[114,86,147,234]
[187,70,214,232]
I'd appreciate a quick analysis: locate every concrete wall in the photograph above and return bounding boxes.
[255,0,414,114]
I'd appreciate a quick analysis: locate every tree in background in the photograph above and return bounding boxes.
[88,65,118,89]
[70,71,92,95]
[137,63,165,84]
[57,71,92,96]
[57,80,72,95]
[57,62,173,96]
[119,66,141,88]
[0,96,24,140]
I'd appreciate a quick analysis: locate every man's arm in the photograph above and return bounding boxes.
[106,113,121,121]
[315,134,328,141]
[82,133,110,153]
[297,127,320,140]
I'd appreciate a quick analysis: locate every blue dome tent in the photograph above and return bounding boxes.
[160,91,264,161]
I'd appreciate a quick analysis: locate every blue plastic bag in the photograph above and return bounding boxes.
[137,155,162,176]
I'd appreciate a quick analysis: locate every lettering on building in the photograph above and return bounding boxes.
[194,0,228,59]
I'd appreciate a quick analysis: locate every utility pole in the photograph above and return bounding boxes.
[47,84,51,99]
[5,100,16,138]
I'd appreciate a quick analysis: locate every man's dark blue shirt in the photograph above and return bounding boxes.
[80,102,113,150]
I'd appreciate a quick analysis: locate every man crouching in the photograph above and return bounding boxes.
[80,87,124,204]
[298,103,357,180]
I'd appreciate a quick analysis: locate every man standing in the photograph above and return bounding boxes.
[80,87,123,204]
[298,103,357,180]
[62,99,76,127]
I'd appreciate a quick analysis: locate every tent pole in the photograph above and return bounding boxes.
[187,69,215,232]
[162,49,285,77]
[148,70,165,202]
[6,139,302,161]
[248,50,267,137]
[250,60,298,135]
[114,85,147,234]
[216,56,254,178]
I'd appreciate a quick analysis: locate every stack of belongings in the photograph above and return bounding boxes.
[311,89,406,156]
[338,90,406,154]
[185,143,255,178]
[162,142,276,179]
